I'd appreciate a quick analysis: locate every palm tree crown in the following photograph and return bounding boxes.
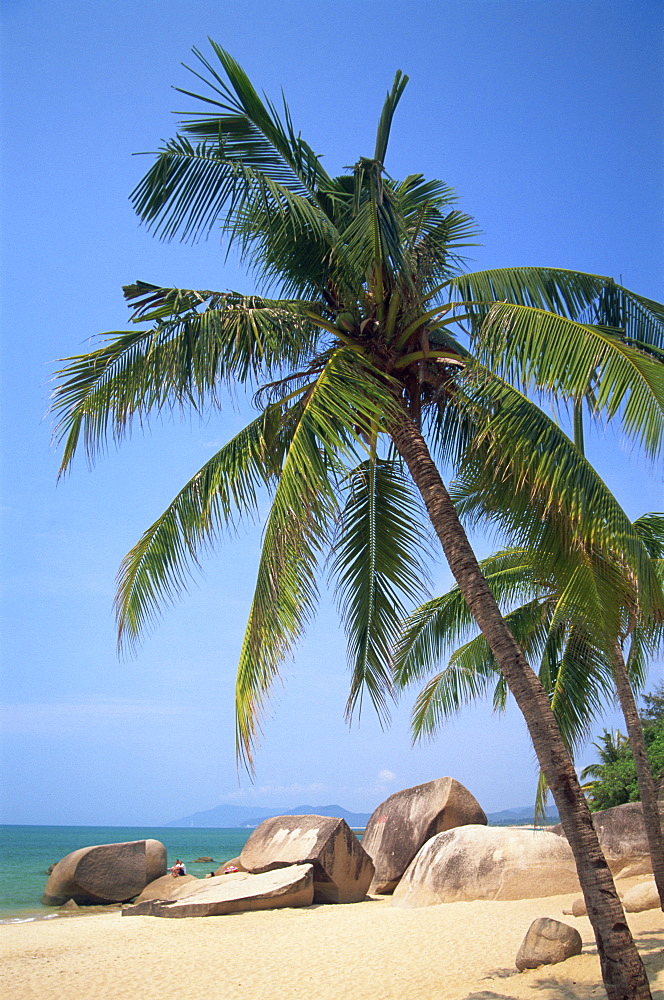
[53,44,664,762]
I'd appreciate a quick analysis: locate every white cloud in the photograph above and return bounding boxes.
[378,769,397,784]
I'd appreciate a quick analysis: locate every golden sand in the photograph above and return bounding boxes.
[1,885,663,1000]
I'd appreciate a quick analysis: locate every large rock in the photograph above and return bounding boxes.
[391,825,580,906]
[516,918,582,971]
[362,777,487,893]
[550,802,663,874]
[122,864,314,917]
[615,858,653,878]
[623,879,661,913]
[42,840,166,906]
[240,815,374,903]
[132,873,198,903]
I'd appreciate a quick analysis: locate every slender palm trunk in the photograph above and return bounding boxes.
[612,642,664,909]
[390,412,651,1000]
[573,390,663,904]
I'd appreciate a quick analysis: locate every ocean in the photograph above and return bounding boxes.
[0,825,252,922]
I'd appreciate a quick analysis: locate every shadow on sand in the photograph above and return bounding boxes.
[459,922,664,1000]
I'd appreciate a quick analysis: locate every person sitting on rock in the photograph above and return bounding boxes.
[170,859,186,877]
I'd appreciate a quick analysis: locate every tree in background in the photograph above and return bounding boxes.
[582,691,664,810]
[642,683,664,727]
[52,46,664,998]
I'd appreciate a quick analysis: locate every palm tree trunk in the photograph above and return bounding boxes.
[612,642,664,909]
[390,411,651,1000]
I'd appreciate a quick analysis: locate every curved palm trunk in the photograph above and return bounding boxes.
[612,642,664,909]
[390,412,651,1000]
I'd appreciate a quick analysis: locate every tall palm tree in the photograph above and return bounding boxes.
[52,45,664,998]
[456,354,664,911]
[393,512,664,907]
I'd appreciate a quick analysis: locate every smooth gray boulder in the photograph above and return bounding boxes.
[240,815,373,903]
[623,879,660,913]
[516,917,582,971]
[362,777,487,893]
[550,801,663,874]
[122,864,314,917]
[392,825,580,906]
[42,839,167,906]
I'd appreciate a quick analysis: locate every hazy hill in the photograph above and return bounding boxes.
[485,805,560,825]
[165,801,559,828]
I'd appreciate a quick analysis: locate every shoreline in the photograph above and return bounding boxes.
[2,884,662,1000]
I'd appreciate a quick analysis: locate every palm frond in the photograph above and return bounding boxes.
[596,283,664,350]
[330,457,431,722]
[476,303,664,458]
[547,623,614,751]
[373,71,409,165]
[235,349,402,767]
[115,405,290,650]
[450,369,664,623]
[633,513,664,561]
[534,770,551,826]
[408,599,549,740]
[52,285,321,474]
[131,42,331,244]
[451,266,610,321]
[452,266,664,352]
[393,548,546,688]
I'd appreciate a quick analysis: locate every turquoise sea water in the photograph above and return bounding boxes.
[0,825,252,922]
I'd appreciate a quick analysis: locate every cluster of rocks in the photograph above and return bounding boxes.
[42,815,376,918]
[362,776,487,893]
[41,779,661,971]
[363,776,583,906]
[124,814,376,917]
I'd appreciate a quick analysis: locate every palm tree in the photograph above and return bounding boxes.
[581,730,635,802]
[52,45,664,997]
[393,512,664,907]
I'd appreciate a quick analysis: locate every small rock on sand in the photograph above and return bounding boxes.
[516,917,582,971]
[623,879,661,913]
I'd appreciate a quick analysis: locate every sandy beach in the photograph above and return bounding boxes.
[2,881,663,1000]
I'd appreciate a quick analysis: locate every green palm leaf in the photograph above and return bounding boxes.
[475,302,664,457]
[132,42,331,243]
[449,369,664,625]
[452,267,664,350]
[452,266,610,321]
[408,599,550,740]
[52,285,321,474]
[115,404,290,650]
[235,349,401,767]
[330,457,431,722]
[393,547,543,688]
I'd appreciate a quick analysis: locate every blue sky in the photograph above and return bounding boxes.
[1,0,662,826]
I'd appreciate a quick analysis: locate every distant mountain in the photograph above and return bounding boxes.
[165,803,372,829]
[166,801,558,830]
[486,805,559,825]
